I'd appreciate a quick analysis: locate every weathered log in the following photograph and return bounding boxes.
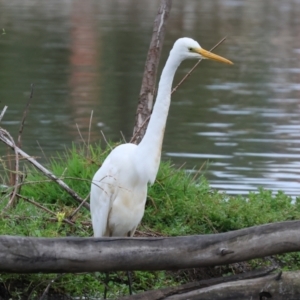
[163,271,300,300]
[119,266,277,300]
[1,221,300,273]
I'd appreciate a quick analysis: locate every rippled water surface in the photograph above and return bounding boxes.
[1,0,300,197]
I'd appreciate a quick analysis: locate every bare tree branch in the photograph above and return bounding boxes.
[0,105,8,123]
[0,128,90,210]
[18,83,34,148]
[171,37,227,94]
[131,0,172,144]
[2,129,21,209]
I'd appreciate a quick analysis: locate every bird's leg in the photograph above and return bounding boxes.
[104,272,109,299]
[127,271,133,295]
[127,230,134,295]
[104,231,114,299]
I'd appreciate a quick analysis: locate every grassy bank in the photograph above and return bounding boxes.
[1,143,300,299]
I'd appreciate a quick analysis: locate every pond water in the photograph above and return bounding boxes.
[1,0,300,197]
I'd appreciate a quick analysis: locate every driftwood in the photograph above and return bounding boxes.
[123,271,300,300]
[131,0,172,144]
[0,220,300,273]
[120,266,277,300]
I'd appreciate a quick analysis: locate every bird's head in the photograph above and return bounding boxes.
[171,37,233,65]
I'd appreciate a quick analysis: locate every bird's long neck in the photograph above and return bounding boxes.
[136,52,181,183]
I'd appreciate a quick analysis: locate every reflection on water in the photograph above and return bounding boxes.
[1,0,300,197]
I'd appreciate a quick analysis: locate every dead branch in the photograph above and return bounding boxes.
[18,83,34,148]
[171,37,227,94]
[1,220,300,273]
[39,274,64,300]
[68,192,90,219]
[16,193,76,227]
[0,105,8,122]
[0,128,90,210]
[131,0,172,144]
[3,129,21,209]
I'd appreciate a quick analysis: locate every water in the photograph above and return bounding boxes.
[1,0,300,197]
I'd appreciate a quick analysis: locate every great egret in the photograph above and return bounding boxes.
[90,37,233,294]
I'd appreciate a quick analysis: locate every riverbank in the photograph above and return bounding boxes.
[1,143,299,299]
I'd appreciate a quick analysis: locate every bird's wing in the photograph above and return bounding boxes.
[90,160,117,237]
[90,143,138,237]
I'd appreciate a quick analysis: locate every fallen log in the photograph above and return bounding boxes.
[160,271,300,300]
[1,220,300,273]
[119,266,277,300]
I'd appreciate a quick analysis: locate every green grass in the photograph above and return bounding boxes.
[1,142,300,299]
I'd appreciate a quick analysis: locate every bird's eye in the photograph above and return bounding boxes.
[188,47,193,51]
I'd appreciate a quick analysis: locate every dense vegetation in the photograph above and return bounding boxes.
[1,143,300,299]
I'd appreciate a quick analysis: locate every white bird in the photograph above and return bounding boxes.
[91,37,233,239]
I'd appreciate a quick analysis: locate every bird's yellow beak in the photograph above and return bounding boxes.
[195,48,233,65]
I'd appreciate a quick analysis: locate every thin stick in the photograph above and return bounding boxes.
[120,131,127,143]
[130,37,227,144]
[192,161,207,182]
[130,116,151,143]
[18,83,34,148]
[39,275,64,300]
[0,106,8,122]
[101,130,112,150]
[36,140,48,162]
[88,110,93,147]
[171,37,227,94]
[4,130,20,209]
[69,193,90,219]
[0,128,90,210]
[16,193,76,227]
[76,123,87,148]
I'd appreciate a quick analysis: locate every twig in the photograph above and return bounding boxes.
[172,37,227,94]
[177,161,186,171]
[16,193,76,227]
[130,116,151,143]
[130,37,227,143]
[27,274,64,300]
[147,195,158,213]
[192,161,207,181]
[36,140,48,162]
[3,130,20,209]
[76,123,87,148]
[0,105,8,122]
[101,130,112,150]
[120,131,127,143]
[87,110,93,150]
[0,214,91,229]
[0,128,90,210]
[11,176,91,189]
[39,274,64,300]
[69,192,90,219]
[18,83,34,148]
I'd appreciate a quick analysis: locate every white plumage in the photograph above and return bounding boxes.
[90,37,233,238]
